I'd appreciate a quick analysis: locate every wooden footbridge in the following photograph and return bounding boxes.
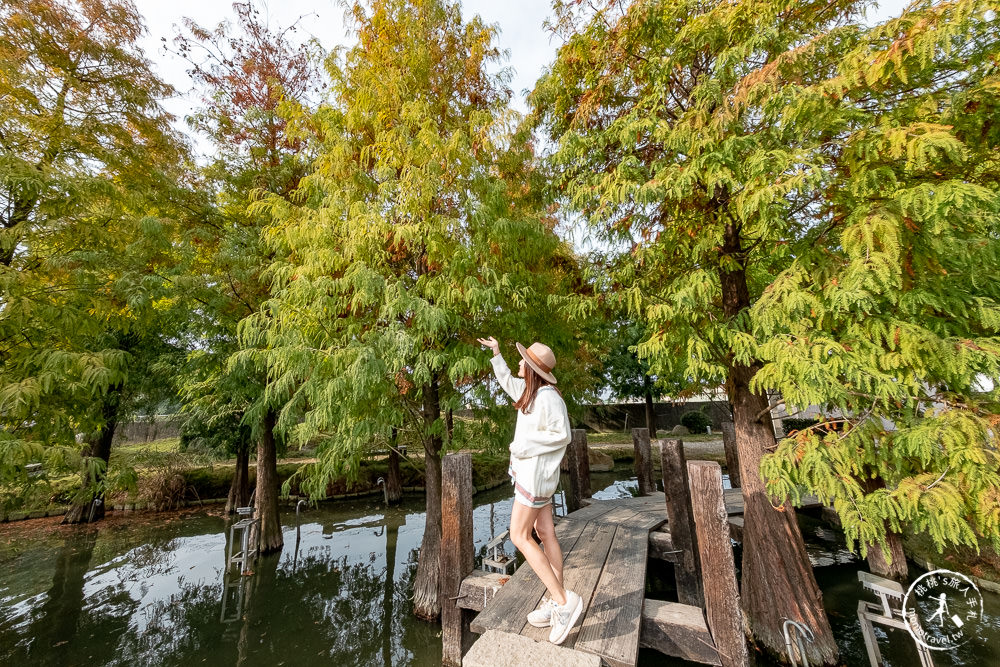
[471,494,682,667]
[438,430,815,667]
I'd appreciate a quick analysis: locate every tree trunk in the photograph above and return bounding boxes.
[643,374,657,438]
[254,410,283,554]
[226,446,252,515]
[26,529,99,662]
[446,407,454,444]
[386,427,402,505]
[63,387,122,524]
[861,478,907,580]
[382,509,404,665]
[412,375,443,620]
[720,221,838,665]
[866,528,908,581]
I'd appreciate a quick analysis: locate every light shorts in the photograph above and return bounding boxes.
[509,463,551,509]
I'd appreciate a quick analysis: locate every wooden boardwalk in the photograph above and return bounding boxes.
[446,434,827,667]
[470,494,671,667]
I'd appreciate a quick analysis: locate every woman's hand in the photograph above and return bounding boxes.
[477,336,500,356]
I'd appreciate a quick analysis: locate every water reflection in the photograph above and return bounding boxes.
[1,473,998,667]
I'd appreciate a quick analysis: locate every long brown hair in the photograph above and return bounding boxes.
[513,364,561,414]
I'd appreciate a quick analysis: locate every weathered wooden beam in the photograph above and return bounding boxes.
[632,428,655,496]
[688,461,749,667]
[464,630,601,667]
[648,530,681,562]
[660,438,702,607]
[640,600,722,666]
[457,569,509,612]
[461,573,722,666]
[441,452,475,667]
[566,428,592,512]
[728,516,744,543]
[720,421,741,489]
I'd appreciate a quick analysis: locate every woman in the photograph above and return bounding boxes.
[476,336,583,645]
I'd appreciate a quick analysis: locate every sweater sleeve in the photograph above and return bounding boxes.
[510,391,572,459]
[490,354,525,402]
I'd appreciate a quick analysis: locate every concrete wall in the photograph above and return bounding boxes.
[115,416,184,444]
[575,401,733,433]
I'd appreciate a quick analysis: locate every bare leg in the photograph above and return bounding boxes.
[534,505,563,586]
[510,501,567,606]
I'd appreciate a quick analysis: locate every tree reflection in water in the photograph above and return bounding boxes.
[0,486,518,666]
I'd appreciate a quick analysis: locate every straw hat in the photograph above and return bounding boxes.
[516,341,558,384]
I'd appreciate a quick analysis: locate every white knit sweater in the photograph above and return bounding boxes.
[490,354,572,500]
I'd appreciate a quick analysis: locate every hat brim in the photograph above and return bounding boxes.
[516,342,558,384]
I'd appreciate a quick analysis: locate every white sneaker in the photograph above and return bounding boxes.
[548,590,583,645]
[527,597,557,627]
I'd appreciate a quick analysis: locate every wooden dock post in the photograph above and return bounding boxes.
[688,461,748,667]
[441,452,474,666]
[565,429,592,512]
[720,422,741,489]
[659,438,702,607]
[632,428,655,495]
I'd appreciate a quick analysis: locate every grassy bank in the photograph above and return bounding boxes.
[584,431,720,445]
[1,439,512,521]
[904,532,1000,590]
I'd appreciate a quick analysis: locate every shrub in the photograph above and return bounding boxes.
[680,410,710,434]
[782,417,819,434]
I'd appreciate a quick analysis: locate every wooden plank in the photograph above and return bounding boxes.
[688,462,748,667]
[724,488,744,515]
[441,453,475,667]
[632,428,655,495]
[628,511,667,532]
[566,429,593,512]
[640,600,722,666]
[660,438,702,607]
[625,494,666,514]
[520,521,618,643]
[574,526,649,667]
[458,570,510,612]
[464,630,601,667]
[590,504,642,527]
[470,519,588,634]
[563,500,619,523]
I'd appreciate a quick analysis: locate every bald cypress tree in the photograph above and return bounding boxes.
[531,0,880,661]
[241,0,590,619]
[169,0,323,552]
[756,0,1000,579]
[535,0,1000,660]
[0,0,190,522]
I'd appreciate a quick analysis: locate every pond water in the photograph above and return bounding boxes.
[1,467,998,667]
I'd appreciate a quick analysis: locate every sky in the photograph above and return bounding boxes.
[136,0,557,146]
[136,0,911,147]
[133,0,912,251]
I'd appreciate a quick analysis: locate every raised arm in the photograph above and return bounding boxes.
[490,354,525,401]
[478,336,525,401]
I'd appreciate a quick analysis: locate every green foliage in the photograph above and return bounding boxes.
[534,0,1000,571]
[240,0,595,500]
[781,418,820,434]
[169,1,325,462]
[680,410,710,434]
[0,0,195,506]
[753,0,1000,559]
